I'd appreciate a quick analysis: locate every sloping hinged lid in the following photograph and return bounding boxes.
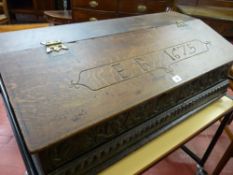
[0,12,233,153]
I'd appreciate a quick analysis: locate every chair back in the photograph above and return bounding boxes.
[0,0,10,24]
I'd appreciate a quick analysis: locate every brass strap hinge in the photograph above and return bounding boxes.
[41,40,68,54]
[176,20,187,27]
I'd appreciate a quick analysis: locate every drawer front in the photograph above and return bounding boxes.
[119,0,169,14]
[72,9,117,22]
[72,0,118,11]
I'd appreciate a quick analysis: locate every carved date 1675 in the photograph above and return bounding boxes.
[71,40,210,91]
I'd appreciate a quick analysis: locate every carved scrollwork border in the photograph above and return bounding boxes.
[50,80,228,175]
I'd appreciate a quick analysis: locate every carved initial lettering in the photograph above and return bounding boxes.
[112,63,129,80]
[134,58,153,72]
[72,40,209,91]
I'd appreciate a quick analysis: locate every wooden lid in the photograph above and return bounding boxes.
[0,12,233,153]
[0,12,192,54]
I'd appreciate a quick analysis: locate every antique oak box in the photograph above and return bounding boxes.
[0,12,233,175]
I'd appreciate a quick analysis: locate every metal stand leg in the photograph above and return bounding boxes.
[200,112,232,166]
[181,145,201,163]
[196,164,208,175]
[181,111,233,174]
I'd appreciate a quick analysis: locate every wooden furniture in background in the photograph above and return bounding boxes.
[44,10,72,25]
[71,0,176,22]
[0,0,9,24]
[8,0,55,18]
[0,23,49,32]
[176,0,233,37]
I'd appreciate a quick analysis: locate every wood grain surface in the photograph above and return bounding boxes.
[0,12,192,54]
[0,12,233,154]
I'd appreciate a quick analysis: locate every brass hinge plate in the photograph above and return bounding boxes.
[41,40,68,54]
[176,20,187,27]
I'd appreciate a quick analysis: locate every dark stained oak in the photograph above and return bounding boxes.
[0,12,192,54]
[72,0,118,11]
[0,12,233,174]
[0,11,233,153]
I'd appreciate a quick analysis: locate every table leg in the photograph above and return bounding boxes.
[200,112,232,165]
[181,111,233,173]
[212,138,233,175]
